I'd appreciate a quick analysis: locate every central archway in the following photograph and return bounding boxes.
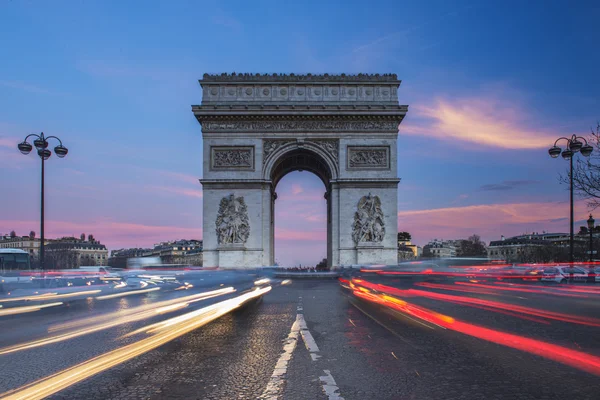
[269,148,333,267]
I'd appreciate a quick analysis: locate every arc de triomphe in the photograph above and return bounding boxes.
[192,73,408,268]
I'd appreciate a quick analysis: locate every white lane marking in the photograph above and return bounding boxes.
[260,315,301,399]
[297,314,321,361]
[319,369,344,399]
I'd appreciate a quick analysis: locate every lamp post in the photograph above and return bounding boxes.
[548,135,593,268]
[17,133,68,270]
[587,214,595,262]
[588,214,595,283]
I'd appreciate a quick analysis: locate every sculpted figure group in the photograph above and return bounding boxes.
[216,194,250,245]
[352,193,385,244]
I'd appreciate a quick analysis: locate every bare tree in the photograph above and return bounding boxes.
[457,234,487,257]
[563,123,600,209]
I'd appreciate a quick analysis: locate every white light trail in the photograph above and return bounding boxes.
[0,286,271,400]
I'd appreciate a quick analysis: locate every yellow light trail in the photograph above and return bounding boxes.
[0,302,63,317]
[0,290,101,303]
[0,287,236,356]
[95,287,160,300]
[0,286,271,400]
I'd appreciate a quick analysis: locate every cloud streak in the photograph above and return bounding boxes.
[0,219,201,250]
[479,180,539,191]
[401,96,562,149]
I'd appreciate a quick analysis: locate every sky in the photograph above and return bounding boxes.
[1,0,599,266]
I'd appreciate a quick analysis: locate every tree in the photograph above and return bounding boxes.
[397,232,412,241]
[316,258,328,271]
[10,230,16,238]
[457,234,487,257]
[29,231,35,239]
[565,123,600,209]
[46,249,79,269]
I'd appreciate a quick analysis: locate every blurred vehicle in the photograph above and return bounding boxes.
[541,266,588,283]
[126,257,161,269]
[0,249,31,274]
[79,266,120,278]
[522,266,545,281]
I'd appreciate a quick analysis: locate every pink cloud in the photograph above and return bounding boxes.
[0,219,201,250]
[157,170,200,185]
[398,200,590,245]
[145,185,203,198]
[291,184,304,195]
[274,227,326,241]
[400,95,571,149]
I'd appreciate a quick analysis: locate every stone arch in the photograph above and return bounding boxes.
[263,142,337,267]
[262,141,339,185]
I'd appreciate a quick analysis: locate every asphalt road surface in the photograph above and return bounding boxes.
[1,273,600,400]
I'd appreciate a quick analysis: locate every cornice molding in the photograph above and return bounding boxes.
[201,72,399,83]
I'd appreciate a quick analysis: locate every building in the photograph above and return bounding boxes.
[423,239,459,258]
[487,232,592,262]
[194,73,407,268]
[0,234,42,258]
[109,240,203,267]
[397,237,421,261]
[45,236,109,268]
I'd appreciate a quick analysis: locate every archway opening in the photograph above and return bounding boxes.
[270,148,332,268]
[273,171,327,267]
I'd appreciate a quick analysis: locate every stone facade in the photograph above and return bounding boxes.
[193,73,407,268]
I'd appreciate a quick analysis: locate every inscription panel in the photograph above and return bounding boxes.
[210,146,255,170]
[347,146,390,170]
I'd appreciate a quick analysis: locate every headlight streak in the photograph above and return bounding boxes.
[0,287,236,356]
[0,286,271,400]
[0,302,63,317]
[95,287,160,300]
[0,290,103,303]
[348,279,600,376]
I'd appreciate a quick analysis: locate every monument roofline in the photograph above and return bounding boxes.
[200,72,400,84]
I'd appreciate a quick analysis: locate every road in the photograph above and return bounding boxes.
[1,271,600,399]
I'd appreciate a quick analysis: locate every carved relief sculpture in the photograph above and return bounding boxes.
[216,194,250,245]
[352,193,385,244]
[203,119,399,133]
[211,147,254,170]
[312,140,339,163]
[348,146,389,169]
[263,140,293,165]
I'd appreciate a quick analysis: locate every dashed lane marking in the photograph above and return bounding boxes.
[259,315,301,400]
[319,369,344,400]
[297,314,320,361]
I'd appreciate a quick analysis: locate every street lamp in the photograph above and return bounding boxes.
[548,134,593,265]
[17,132,68,270]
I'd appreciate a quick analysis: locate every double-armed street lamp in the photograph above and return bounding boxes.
[548,135,593,266]
[17,133,69,270]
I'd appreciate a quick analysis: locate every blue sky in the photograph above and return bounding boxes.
[1,0,599,266]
